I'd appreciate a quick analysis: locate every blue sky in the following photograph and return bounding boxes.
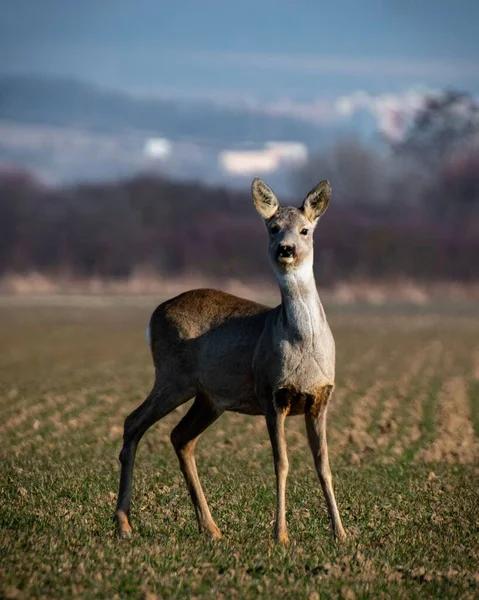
[1,0,478,100]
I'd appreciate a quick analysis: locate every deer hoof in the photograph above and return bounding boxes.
[206,524,223,540]
[115,510,133,538]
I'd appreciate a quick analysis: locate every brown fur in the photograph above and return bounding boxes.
[114,179,346,543]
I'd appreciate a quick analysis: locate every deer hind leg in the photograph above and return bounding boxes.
[115,374,192,537]
[305,388,346,541]
[170,391,224,539]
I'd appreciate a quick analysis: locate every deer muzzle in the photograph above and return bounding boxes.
[277,244,296,263]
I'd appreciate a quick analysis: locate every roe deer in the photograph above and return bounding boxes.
[115,178,346,543]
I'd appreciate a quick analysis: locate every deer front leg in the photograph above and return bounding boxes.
[305,404,346,541]
[266,397,290,544]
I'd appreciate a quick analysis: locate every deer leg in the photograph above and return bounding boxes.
[170,392,224,539]
[305,404,346,541]
[115,377,191,537]
[266,397,290,544]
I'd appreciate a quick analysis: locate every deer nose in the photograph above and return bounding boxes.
[278,243,296,259]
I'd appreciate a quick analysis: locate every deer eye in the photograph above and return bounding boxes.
[300,228,309,236]
[270,225,280,234]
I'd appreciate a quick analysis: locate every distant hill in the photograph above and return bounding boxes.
[0,74,341,145]
[0,74,348,185]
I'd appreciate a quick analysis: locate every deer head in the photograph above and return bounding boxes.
[251,178,331,276]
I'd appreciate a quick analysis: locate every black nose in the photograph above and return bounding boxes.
[278,244,296,258]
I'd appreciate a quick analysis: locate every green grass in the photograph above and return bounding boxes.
[1,297,478,599]
[469,381,479,438]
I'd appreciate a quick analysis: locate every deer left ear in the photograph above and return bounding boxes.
[302,180,331,224]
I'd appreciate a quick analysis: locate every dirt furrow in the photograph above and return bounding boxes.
[379,341,444,460]
[8,391,99,452]
[332,380,385,463]
[0,392,75,439]
[374,348,427,454]
[416,376,479,464]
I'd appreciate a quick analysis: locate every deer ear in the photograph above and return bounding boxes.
[302,180,331,224]
[251,178,280,219]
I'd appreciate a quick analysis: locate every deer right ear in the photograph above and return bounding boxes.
[251,178,280,219]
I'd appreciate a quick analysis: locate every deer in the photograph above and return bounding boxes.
[114,178,346,544]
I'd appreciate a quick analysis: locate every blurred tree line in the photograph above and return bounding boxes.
[0,90,478,285]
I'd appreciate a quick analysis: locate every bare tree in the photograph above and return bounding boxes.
[293,137,388,207]
[393,90,479,170]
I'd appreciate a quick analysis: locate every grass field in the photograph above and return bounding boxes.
[1,296,478,599]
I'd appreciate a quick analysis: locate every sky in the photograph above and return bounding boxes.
[1,0,479,104]
[1,0,478,184]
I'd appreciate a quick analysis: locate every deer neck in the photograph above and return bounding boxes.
[276,260,327,341]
